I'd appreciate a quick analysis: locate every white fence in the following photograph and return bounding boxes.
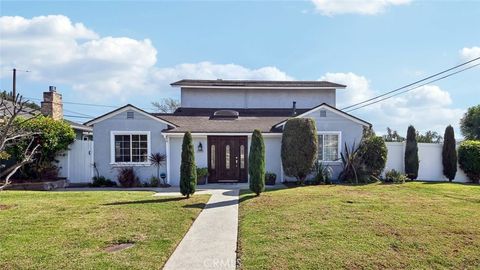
[57,140,94,184]
[385,142,469,183]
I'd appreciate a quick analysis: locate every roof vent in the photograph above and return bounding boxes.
[212,110,239,120]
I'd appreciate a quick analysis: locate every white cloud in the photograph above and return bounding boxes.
[459,46,480,61]
[0,15,292,102]
[312,0,411,16]
[318,72,464,135]
[152,62,292,82]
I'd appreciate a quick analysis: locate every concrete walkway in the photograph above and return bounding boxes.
[161,186,240,270]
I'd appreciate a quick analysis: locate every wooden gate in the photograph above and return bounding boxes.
[57,140,94,184]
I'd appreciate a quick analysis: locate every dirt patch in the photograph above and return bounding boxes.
[104,243,135,253]
[0,204,14,210]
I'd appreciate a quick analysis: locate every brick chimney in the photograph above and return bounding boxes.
[41,86,63,120]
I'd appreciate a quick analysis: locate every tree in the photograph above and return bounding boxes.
[442,125,457,182]
[416,130,443,143]
[152,98,180,113]
[180,132,196,198]
[149,153,167,186]
[0,94,41,190]
[458,140,480,183]
[404,125,419,180]
[249,129,265,196]
[382,127,405,142]
[281,118,318,184]
[9,116,75,180]
[357,135,388,177]
[460,104,480,140]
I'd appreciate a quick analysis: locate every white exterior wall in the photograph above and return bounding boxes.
[167,135,208,186]
[181,88,336,108]
[264,136,282,182]
[385,142,469,182]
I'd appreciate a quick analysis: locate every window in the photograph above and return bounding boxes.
[111,132,150,164]
[318,133,340,162]
[211,145,216,169]
[225,145,230,169]
[240,145,245,169]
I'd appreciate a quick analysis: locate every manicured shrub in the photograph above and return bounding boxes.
[265,172,277,186]
[249,130,265,195]
[180,132,196,198]
[281,118,318,184]
[149,176,160,187]
[91,176,117,187]
[404,125,419,180]
[196,167,208,185]
[117,167,140,187]
[312,162,332,185]
[460,104,480,140]
[458,140,480,183]
[357,135,388,177]
[442,125,457,182]
[383,169,408,184]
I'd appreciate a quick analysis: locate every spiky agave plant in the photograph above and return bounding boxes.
[338,142,369,184]
[149,153,167,185]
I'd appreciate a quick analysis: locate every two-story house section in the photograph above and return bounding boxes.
[85,79,371,186]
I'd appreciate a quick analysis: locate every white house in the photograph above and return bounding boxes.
[85,79,371,185]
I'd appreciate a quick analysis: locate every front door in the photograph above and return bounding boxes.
[208,136,248,183]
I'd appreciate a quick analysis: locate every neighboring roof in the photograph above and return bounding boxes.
[171,79,346,89]
[1,100,92,132]
[65,119,92,132]
[159,115,286,133]
[84,104,178,127]
[1,100,39,119]
[163,107,310,117]
[274,103,372,128]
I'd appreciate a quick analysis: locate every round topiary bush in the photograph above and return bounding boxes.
[358,135,388,177]
[458,140,480,183]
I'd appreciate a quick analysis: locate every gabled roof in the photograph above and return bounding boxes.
[273,103,372,128]
[84,104,178,127]
[171,79,346,89]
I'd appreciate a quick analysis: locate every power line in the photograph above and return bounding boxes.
[63,108,95,118]
[25,96,156,111]
[345,62,480,112]
[341,56,480,111]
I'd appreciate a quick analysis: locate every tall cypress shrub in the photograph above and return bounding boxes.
[404,125,419,180]
[442,125,457,182]
[249,129,266,196]
[180,132,196,198]
[281,118,318,184]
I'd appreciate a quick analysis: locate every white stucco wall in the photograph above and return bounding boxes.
[167,135,208,186]
[385,142,469,182]
[92,109,168,183]
[181,88,336,108]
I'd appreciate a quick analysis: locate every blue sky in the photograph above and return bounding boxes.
[1,0,479,136]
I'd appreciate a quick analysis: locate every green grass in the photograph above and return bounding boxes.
[239,182,480,269]
[0,191,209,270]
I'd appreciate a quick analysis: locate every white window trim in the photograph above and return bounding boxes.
[110,131,151,166]
[317,131,342,164]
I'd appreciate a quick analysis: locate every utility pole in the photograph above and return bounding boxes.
[12,68,16,98]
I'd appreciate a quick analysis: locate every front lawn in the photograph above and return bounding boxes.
[239,182,480,269]
[0,191,209,269]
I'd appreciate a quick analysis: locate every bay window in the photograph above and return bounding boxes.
[318,132,340,162]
